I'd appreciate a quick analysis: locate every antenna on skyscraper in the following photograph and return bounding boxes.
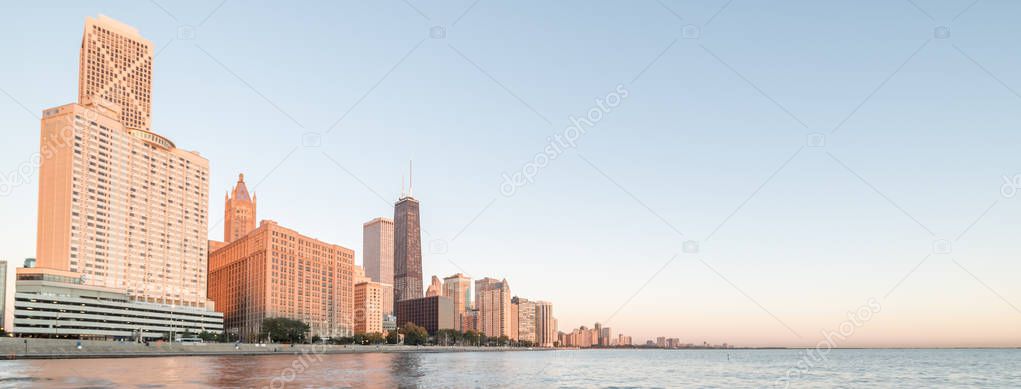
[409,160,413,196]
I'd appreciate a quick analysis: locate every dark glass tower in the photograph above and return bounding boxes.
[393,195,423,304]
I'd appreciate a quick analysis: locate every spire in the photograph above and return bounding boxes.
[232,173,251,202]
[409,160,413,197]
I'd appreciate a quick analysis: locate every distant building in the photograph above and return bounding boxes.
[9,268,222,339]
[393,194,423,304]
[354,279,384,334]
[395,295,455,334]
[362,217,394,285]
[618,334,632,346]
[208,220,355,341]
[513,297,537,344]
[657,337,666,348]
[425,275,442,297]
[442,273,472,331]
[223,174,257,243]
[536,301,556,348]
[475,278,512,338]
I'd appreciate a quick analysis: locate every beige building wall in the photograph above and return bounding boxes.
[515,297,537,343]
[362,218,393,284]
[37,101,210,308]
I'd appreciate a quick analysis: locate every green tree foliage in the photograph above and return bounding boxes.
[386,330,400,344]
[260,317,310,343]
[399,322,429,346]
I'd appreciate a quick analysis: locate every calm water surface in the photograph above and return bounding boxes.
[0,349,1017,388]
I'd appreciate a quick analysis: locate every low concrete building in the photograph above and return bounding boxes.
[10,268,223,340]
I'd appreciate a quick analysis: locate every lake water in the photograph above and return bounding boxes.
[0,349,1017,388]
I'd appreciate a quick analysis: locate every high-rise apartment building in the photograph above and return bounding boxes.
[79,15,153,131]
[475,277,512,338]
[536,301,556,347]
[223,174,256,243]
[208,220,355,340]
[393,195,422,304]
[36,15,210,308]
[362,217,393,284]
[442,273,471,331]
[514,296,537,343]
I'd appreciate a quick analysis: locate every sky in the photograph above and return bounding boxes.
[1,0,1020,347]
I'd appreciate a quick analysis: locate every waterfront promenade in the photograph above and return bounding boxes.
[0,338,541,360]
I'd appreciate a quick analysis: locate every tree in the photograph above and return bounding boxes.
[197,331,218,342]
[399,322,429,346]
[259,317,310,343]
[434,329,460,346]
[366,332,385,345]
[386,330,400,345]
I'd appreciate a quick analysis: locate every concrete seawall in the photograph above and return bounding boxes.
[0,338,545,360]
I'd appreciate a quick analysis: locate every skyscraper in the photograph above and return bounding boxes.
[514,296,537,344]
[224,173,256,243]
[475,277,512,338]
[362,217,394,284]
[78,15,153,131]
[393,194,422,304]
[36,15,210,308]
[536,301,557,348]
[443,273,472,331]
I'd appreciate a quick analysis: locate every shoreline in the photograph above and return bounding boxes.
[1,338,1017,361]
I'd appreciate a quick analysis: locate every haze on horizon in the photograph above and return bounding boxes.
[1,0,1019,348]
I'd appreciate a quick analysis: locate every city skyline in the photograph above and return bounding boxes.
[2,2,1020,347]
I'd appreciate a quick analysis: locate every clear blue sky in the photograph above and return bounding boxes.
[1,0,1020,347]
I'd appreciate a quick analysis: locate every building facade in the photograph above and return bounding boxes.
[223,174,256,243]
[362,217,393,284]
[208,220,354,341]
[442,273,471,331]
[79,15,153,132]
[395,295,455,335]
[354,280,383,334]
[10,268,222,339]
[393,196,422,304]
[536,301,556,347]
[37,15,210,309]
[475,278,512,338]
[514,297,537,343]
